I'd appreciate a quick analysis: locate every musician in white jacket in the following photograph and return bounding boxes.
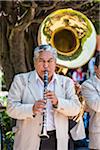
[7,44,81,150]
[81,53,100,150]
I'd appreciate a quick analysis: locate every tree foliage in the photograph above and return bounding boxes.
[0,0,100,89]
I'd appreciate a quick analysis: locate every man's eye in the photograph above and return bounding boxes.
[39,60,44,63]
[48,59,54,63]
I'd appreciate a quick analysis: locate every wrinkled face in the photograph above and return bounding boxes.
[34,51,56,81]
[94,65,100,79]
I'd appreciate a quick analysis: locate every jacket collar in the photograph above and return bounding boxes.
[28,71,41,100]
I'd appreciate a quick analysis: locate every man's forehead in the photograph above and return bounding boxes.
[38,56,54,60]
[38,51,53,57]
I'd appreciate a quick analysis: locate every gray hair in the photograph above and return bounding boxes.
[33,44,57,61]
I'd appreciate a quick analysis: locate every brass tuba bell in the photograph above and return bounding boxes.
[38,8,96,69]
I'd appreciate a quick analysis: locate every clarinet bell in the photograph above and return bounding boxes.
[39,127,49,140]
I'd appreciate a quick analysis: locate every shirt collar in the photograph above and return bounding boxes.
[35,70,43,85]
[35,70,57,84]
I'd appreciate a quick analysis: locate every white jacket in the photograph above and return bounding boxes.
[81,76,100,149]
[7,71,81,150]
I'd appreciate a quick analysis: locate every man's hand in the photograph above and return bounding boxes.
[44,91,58,106]
[32,100,46,115]
[74,82,81,95]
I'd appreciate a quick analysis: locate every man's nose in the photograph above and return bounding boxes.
[43,61,49,69]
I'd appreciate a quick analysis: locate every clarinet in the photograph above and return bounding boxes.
[39,70,49,140]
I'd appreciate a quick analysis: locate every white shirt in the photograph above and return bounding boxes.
[35,71,56,131]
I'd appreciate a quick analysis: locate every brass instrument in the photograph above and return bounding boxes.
[38,9,96,70]
[38,9,96,121]
[73,90,86,122]
[39,70,49,140]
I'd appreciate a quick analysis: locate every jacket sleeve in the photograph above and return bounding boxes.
[81,80,100,112]
[7,75,34,120]
[55,77,81,117]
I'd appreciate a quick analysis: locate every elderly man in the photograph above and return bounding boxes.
[7,44,81,150]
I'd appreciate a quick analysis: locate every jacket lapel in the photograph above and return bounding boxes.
[28,71,41,100]
[55,76,65,99]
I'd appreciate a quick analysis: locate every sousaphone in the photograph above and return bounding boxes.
[38,9,96,70]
